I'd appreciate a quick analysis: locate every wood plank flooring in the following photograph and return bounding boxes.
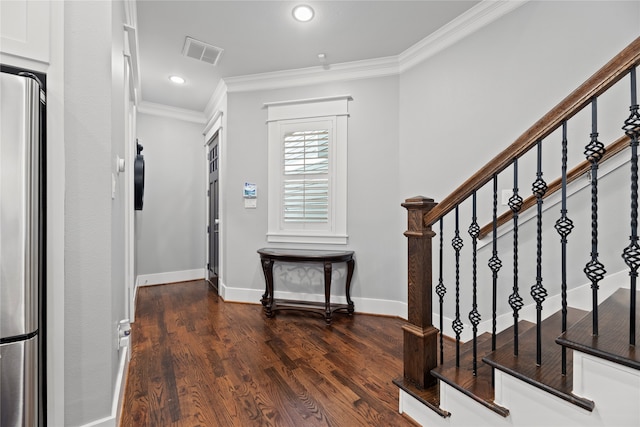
[120,280,418,426]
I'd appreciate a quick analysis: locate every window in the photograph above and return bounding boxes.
[265,95,351,244]
[283,128,329,222]
[283,127,329,223]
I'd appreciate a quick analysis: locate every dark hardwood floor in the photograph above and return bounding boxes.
[120,280,419,426]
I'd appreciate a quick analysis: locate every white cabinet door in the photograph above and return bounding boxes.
[0,0,50,64]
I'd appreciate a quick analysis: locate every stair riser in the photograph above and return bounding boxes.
[572,351,640,425]
[400,352,639,427]
[400,383,506,427]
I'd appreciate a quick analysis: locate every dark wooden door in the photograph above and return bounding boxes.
[208,133,219,290]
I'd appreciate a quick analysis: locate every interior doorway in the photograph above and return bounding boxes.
[207,132,220,291]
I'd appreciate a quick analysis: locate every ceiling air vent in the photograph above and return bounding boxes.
[182,36,223,66]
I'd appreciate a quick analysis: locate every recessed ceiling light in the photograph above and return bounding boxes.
[292,5,314,22]
[169,75,185,84]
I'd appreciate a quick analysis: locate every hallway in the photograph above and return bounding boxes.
[120,280,418,426]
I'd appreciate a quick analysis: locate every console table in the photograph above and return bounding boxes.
[257,248,355,324]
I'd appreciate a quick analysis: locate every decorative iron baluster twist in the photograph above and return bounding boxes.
[583,97,607,336]
[508,159,524,356]
[436,218,447,364]
[531,140,548,366]
[622,66,640,347]
[489,175,502,353]
[452,207,464,367]
[468,192,481,376]
[555,121,574,376]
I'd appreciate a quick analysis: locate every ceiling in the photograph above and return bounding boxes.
[135,0,480,113]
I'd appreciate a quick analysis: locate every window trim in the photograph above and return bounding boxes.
[265,95,351,245]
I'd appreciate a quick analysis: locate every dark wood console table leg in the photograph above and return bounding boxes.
[345,258,355,315]
[323,261,332,324]
[260,257,275,317]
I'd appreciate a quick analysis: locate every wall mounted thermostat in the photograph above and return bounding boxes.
[244,182,257,208]
[243,182,256,198]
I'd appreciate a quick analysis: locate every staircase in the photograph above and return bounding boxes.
[397,289,640,426]
[395,36,640,427]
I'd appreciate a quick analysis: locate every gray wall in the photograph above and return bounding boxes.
[135,113,206,275]
[223,76,405,304]
[63,0,127,424]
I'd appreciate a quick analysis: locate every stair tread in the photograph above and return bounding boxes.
[430,320,535,417]
[557,288,640,371]
[482,307,595,411]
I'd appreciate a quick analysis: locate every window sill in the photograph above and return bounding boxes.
[266,232,348,245]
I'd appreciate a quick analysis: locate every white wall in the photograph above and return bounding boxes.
[223,76,405,311]
[398,0,640,331]
[399,0,639,201]
[135,113,206,276]
[63,0,127,425]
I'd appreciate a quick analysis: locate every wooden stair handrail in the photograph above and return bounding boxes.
[423,36,640,227]
[477,134,630,239]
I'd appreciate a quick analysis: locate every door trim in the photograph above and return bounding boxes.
[204,115,223,295]
[206,131,219,290]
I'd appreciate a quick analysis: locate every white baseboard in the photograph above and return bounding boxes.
[219,281,407,318]
[79,345,130,427]
[113,345,130,427]
[136,268,205,287]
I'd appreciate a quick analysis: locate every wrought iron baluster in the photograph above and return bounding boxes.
[469,192,481,376]
[531,140,548,366]
[555,121,574,375]
[508,159,524,356]
[436,218,447,364]
[452,206,464,367]
[622,66,640,347]
[489,175,502,352]
[584,97,607,336]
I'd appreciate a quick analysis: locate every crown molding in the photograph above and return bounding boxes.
[399,0,528,72]
[138,101,206,124]
[224,55,399,93]
[204,78,228,119]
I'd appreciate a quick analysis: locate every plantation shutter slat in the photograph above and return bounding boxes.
[283,130,329,223]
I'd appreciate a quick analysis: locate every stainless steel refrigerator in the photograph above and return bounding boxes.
[0,68,45,427]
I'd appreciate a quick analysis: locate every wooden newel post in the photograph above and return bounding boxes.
[401,196,439,389]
